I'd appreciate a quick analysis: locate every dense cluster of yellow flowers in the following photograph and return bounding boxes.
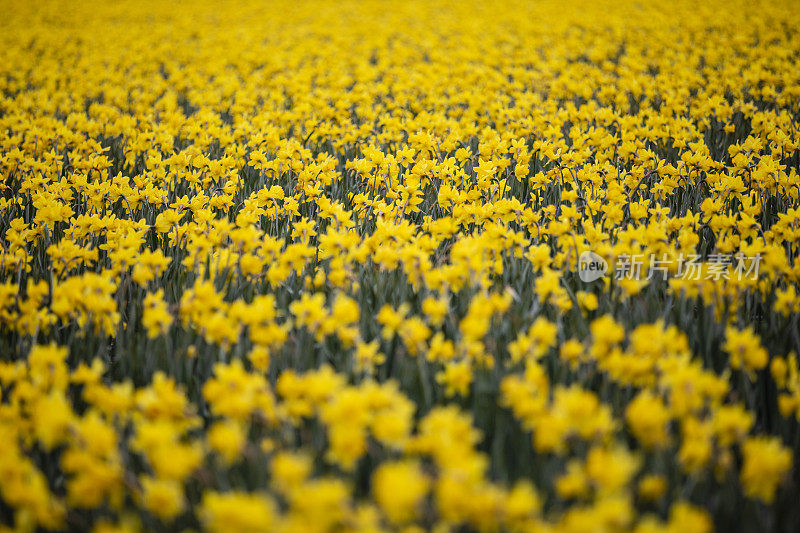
[1,0,800,531]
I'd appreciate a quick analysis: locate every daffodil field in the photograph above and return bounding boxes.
[2,0,800,531]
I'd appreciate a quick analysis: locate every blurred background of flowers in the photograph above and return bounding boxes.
[1,0,800,531]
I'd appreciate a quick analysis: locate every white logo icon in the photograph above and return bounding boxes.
[578,251,608,282]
